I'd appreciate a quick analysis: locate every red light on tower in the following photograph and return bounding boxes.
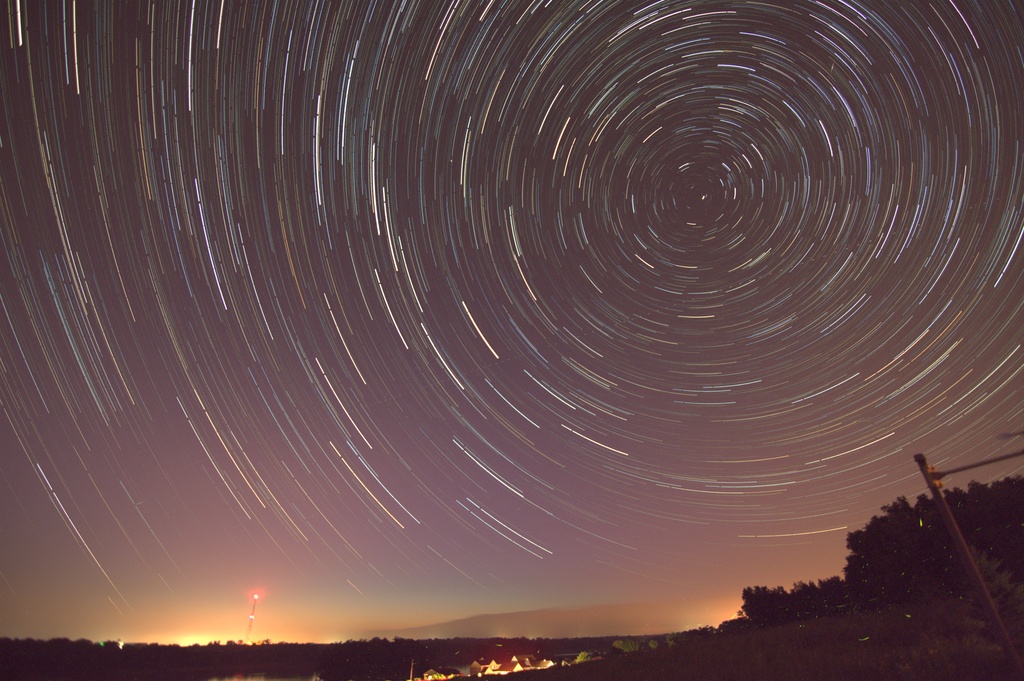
[245,593,259,643]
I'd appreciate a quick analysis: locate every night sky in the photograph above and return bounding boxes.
[1,0,1023,645]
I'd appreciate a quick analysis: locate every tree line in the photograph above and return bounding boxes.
[739,475,1024,630]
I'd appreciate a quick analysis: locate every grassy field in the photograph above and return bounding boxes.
[532,599,1021,681]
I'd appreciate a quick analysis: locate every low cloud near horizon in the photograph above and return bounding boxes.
[366,598,739,640]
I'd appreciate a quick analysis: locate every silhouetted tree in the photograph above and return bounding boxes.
[741,577,851,628]
[815,575,851,615]
[945,478,1024,582]
[845,497,948,607]
[716,616,754,634]
[734,477,1024,632]
[611,639,640,654]
[740,585,792,627]
[843,477,1024,611]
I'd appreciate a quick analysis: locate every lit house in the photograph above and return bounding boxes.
[468,654,555,675]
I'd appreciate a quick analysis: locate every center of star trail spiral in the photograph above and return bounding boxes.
[1,0,1022,641]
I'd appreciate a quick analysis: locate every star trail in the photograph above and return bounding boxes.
[1,0,1022,644]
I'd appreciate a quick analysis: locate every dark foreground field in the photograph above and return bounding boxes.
[0,639,325,681]
[534,599,1021,681]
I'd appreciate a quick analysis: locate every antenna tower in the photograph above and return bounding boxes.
[245,593,259,643]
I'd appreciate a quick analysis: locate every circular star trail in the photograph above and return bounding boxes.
[1,0,1022,641]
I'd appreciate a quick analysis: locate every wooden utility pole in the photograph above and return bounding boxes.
[913,450,1024,680]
